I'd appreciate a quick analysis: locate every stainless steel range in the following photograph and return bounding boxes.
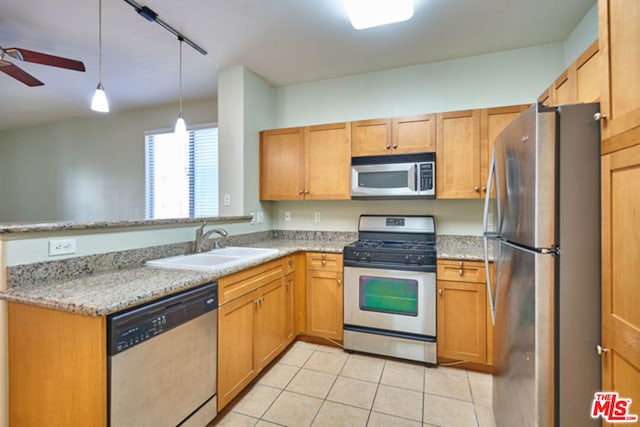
[343,215,437,365]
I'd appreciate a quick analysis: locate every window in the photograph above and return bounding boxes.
[145,125,219,219]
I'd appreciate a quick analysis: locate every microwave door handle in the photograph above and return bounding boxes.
[409,164,417,191]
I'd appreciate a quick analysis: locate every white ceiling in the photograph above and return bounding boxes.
[0,0,595,131]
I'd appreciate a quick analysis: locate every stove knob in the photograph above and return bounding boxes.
[364,252,370,262]
[405,255,411,264]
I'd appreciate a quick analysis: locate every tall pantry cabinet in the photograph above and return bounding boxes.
[599,0,640,410]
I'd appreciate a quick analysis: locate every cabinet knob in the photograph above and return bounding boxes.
[386,144,391,149]
[392,144,398,149]
[304,189,310,195]
[482,186,487,192]
[474,186,480,192]
[459,269,464,276]
[289,260,294,267]
[337,279,342,286]
[596,344,609,356]
[593,112,607,122]
[286,281,291,288]
[438,288,443,296]
[322,260,326,266]
[299,190,304,195]
[458,261,464,267]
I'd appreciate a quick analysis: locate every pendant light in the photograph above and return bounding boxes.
[91,0,109,112]
[174,37,188,140]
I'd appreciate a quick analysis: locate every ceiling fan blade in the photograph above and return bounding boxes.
[0,60,44,86]
[5,47,86,72]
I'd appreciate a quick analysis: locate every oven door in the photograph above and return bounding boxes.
[343,266,436,337]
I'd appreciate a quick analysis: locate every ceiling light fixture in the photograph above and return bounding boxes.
[91,0,109,112]
[174,38,188,140]
[342,0,414,30]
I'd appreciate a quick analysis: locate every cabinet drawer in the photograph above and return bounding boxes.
[437,259,486,283]
[218,257,286,304]
[306,253,343,271]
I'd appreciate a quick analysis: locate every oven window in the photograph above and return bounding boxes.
[358,171,408,189]
[359,276,418,316]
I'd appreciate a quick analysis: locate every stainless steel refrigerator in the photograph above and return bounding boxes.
[483,102,601,427]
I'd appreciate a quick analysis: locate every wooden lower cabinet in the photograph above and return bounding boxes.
[601,144,640,409]
[217,257,296,410]
[305,253,343,341]
[436,259,492,366]
[8,303,107,427]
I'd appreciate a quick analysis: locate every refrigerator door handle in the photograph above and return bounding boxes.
[484,236,497,325]
[483,147,498,325]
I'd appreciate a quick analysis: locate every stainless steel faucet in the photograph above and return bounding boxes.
[195,224,228,252]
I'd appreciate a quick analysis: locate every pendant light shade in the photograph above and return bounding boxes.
[91,0,109,112]
[174,38,188,140]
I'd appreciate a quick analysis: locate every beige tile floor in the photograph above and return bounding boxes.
[211,341,496,427]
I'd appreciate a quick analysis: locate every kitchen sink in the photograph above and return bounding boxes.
[146,247,279,272]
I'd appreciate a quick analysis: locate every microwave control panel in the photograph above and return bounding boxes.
[419,162,434,192]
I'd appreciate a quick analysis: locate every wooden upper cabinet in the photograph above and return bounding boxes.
[352,114,435,156]
[351,118,391,156]
[599,0,640,152]
[260,122,351,200]
[436,109,481,199]
[392,114,436,154]
[538,40,600,107]
[304,122,351,200]
[575,40,600,103]
[480,105,529,194]
[260,127,305,200]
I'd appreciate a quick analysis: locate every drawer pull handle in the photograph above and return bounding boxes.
[459,269,464,275]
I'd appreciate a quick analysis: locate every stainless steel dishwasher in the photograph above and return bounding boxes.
[107,282,218,427]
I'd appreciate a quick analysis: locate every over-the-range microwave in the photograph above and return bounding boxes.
[351,152,435,199]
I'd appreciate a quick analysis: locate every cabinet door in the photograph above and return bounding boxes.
[480,105,529,194]
[599,0,640,151]
[305,122,351,200]
[436,281,487,363]
[601,145,640,409]
[436,110,481,199]
[575,40,600,103]
[552,70,575,106]
[255,279,286,370]
[392,114,436,154]
[351,118,392,156]
[217,290,259,410]
[306,269,343,341]
[259,127,305,200]
[284,273,296,345]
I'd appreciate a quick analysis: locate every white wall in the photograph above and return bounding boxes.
[564,3,599,66]
[0,99,217,222]
[274,43,565,128]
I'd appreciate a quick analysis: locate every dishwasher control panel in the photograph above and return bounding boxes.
[107,282,217,356]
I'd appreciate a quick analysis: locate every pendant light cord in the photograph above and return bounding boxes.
[98,0,103,83]
[178,38,183,114]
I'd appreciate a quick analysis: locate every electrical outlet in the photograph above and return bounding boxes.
[223,194,231,206]
[256,211,264,224]
[284,211,291,222]
[314,212,321,223]
[49,239,77,256]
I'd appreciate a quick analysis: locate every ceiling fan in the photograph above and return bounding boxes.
[0,46,85,87]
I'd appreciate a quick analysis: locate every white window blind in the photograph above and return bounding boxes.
[145,126,219,219]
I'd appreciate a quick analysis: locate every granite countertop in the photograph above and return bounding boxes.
[1,235,486,317]
[0,239,350,316]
